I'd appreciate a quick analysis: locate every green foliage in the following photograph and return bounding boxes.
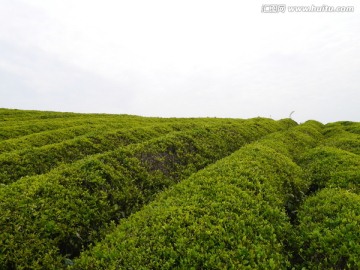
[328,170,360,194]
[323,126,360,155]
[295,188,360,269]
[0,113,119,140]
[276,118,298,129]
[298,146,360,192]
[329,121,360,135]
[73,121,321,270]
[0,120,157,154]
[0,108,231,141]
[75,183,292,270]
[2,109,359,270]
[0,117,282,269]
[260,120,324,160]
[0,123,203,184]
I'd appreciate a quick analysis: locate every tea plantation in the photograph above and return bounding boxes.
[0,109,359,269]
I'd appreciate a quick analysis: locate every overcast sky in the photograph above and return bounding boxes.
[0,0,359,123]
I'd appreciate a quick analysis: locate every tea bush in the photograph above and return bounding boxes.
[298,146,360,192]
[295,188,360,269]
[0,122,207,184]
[73,122,321,270]
[0,118,283,269]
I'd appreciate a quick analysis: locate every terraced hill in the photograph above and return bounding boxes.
[0,109,359,269]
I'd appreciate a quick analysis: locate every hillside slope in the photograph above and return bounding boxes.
[0,109,359,269]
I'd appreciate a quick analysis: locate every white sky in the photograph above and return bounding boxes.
[0,0,359,123]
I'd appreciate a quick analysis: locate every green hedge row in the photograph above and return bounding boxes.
[0,121,213,184]
[0,109,154,125]
[73,121,321,269]
[259,121,324,218]
[0,117,216,155]
[0,109,246,140]
[297,123,360,194]
[0,118,286,269]
[0,120,84,140]
[0,117,121,141]
[298,146,360,193]
[292,124,360,269]
[0,114,246,152]
[322,125,360,155]
[294,188,360,269]
[328,121,360,135]
[259,120,324,160]
[0,108,81,122]
[0,113,170,141]
[0,123,129,154]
